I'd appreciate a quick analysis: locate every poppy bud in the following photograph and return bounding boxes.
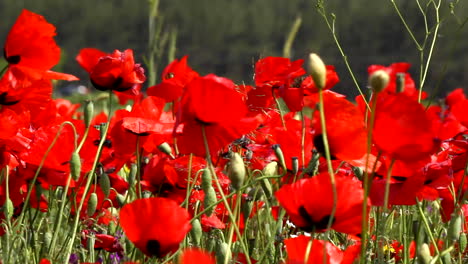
[307,53,327,90]
[3,198,14,220]
[228,152,246,190]
[459,233,467,252]
[291,157,299,175]
[116,193,126,207]
[369,70,389,93]
[99,173,111,198]
[396,73,405,93]
[261,162,277,200]
[70,151,81,181]
[272,145,286,171]
[417,243,432,264]
[216,242,231,264]
[190,219,202,246]
[87,193,98,216]
[84,100,94,128]
[201,169,212,191]
[204,186,217,216]
[448,213,462,242]
[157,142,175,159]
[442,253,452,264]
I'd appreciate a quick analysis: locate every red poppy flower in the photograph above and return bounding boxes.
[254,57,305,88]
[275,172,369,236]
[76,48,145,92]
[283,236,360,264]
[311,91,367,161]
[178,248,216,264]
[119,197,191,257]
[177,74,258,157]
[301,65,340,93]
[0,70,53,114]
[147,56,199,102]
[368,62,424,100]
[4,9,78,81]
[373,92,438,161]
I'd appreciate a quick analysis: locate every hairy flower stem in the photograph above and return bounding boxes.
[201,125,252,264]
[317,88,338,233]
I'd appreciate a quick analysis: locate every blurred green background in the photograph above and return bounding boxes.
[0,0,467,98]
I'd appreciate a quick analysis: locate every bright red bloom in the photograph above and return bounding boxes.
[147,56,199,102]
[177,74,258,157]
[373,92,438,161]
[254,57,305,88]
[368,62,423,100]
[301,65,340,93]
[4,9,78,81]
[119,197,191,257]
[284,236,360,264]
[275,173,369,236]
[76,48,145,92]
[312,91,367,161]
[0,70,52,114]
[178,248,216,264]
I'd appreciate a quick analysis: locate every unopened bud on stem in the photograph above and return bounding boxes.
[307,53,327,90]
[369,70,390,93]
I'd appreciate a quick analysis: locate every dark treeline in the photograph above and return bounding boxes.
[0,0,467,98]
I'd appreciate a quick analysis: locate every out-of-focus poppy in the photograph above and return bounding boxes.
[283,236,360,264]
[119,197,191,257]
[76,48,145,93]
[147,56,199,102]
[177,74,258,157]
[177,248,216,264]
[4,9,78,81]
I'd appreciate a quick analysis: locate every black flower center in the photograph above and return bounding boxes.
[146,239,162,257]
[0,92,20,106]
[298,206,334,232]
[3,48,21,64]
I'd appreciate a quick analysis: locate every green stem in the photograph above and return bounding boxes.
[360,92,378,264]
[63,90,113,262]
[317,88,338,232]
[201,125,252,264]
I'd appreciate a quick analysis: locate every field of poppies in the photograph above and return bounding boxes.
[1,2,468,264]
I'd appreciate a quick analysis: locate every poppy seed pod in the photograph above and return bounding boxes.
[396,73,405,93]
[369,70,389,93]
[228,152,246,190]
[307,53,327,90]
